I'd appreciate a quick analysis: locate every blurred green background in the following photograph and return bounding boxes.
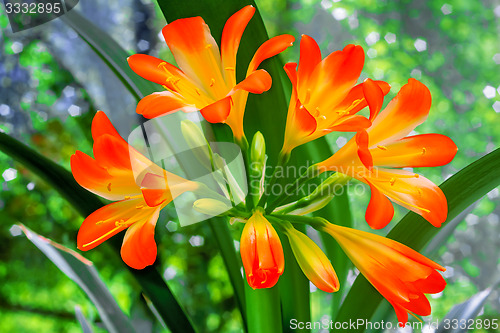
[0,0,499,332]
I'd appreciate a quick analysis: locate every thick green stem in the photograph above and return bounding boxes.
[256,151,289,208]
[245,284,282,333]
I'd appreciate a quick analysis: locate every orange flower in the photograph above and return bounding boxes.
[240,209,284,288]
[315,79,457,229]
[128,5,294,142]
[321,222,446,325]
[284,225,339,292]
[281,35,390,155]
[71,111,198,269]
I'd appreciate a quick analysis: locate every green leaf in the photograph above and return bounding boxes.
[75,305,95,333]
[435,284,499,333]
[0,133,196,333]
[17,224,135,333]
[335,148,500,331]
[60,10,157,100]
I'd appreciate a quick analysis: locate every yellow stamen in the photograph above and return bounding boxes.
[422,147,427,155]
[377,145,388,150]
[157,62,167,68]
[136,204,145,209]
[210,78,215,87]
[390,178,396,186]
[107,183,112,192]
[314,107,320,117]
[114,219,126,227]
[205,44,212,49]
[224,67,235,71]
[124,196,131,200]
[81,225,123,248]
[95,221,105,225]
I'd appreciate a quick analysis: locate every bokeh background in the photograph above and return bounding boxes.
[0,0,499,332]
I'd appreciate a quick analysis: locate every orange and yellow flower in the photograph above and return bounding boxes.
[128,5,294,141]
[240,209,284,289]
[315,79,457,229]
[281,35,390,155]
[321,222,446,325]
[71,111,198,269]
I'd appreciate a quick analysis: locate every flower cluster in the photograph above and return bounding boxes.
[71,5,457,325]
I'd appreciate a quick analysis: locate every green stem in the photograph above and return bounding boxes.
[245,284,282,333]
[266,167,319,213]
[207,218,247,329]
[257,151,289,208]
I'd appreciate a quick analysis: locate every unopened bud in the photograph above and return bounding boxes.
[193,198,232,216]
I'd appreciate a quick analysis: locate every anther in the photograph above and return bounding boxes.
[314,107,320,118]
[210,78,215,87]
[389,178,396,186]
[422,147,427,155]
[377,145,388,150]
[205,44,212,49]
[224,67,235,71]
[107,183,112,191]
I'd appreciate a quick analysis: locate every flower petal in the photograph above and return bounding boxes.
[71,151,125,201]
[334,80,391,116]
[304,44,365,111]
[363,78,385,121]
[77,198,153,251]
[366,168,447,227]
[328,115,371,132]
[200,96,232,123]
[91,111,121,142]
[221,5,255,85]
[284,62,298,86]
[233,69,272,94]
[297,35,322,89]
[368,78,431,146]
[128,54,180,86]
[136,91,197,119]
[247,34,295,74]
[120,206,161,269]
[162,17,225,92]
[365,178,394,229]
[356,130,373,170]
[370,134,458,168]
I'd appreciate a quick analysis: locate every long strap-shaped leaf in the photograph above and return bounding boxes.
[0,132,196,333]
[59,10,157,100]
[334,148,500,331]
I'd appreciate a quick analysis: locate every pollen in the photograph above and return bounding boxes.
[389,178,396,186]
[210,78,215,87]
[377,145,388,150]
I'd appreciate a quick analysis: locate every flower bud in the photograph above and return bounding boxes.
[285,226,339,292]
[240,209,284,289]
[250,132,266,205]
[193,198,232,216]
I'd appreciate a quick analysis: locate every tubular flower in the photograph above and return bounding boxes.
[315,79,458,229]
[283,225,339,292]
[71,111,198,269]
[321,222,446,325]
[281,35,390,155]
[240,209,284,289]
[127,5,295,141]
